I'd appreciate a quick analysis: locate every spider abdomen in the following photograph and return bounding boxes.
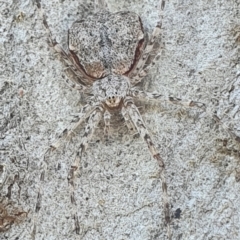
[68,11,145,79]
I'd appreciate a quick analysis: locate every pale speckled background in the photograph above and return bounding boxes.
[0,0,240,239]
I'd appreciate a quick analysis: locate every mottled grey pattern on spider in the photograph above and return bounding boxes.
[34,0,235,239]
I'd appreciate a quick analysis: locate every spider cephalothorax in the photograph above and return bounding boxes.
[92,75,130,108]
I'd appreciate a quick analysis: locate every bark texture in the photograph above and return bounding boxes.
[0,0,240,239]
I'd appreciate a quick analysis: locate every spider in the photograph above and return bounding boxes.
[34,0,237,239]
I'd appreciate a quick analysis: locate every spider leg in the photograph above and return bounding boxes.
[131,88,205,109]
[32,147,51,239]
[103,110,111,137]
[131,89,240,142]
[121,106,137,132]
[209,114,240,142]
[129,0,165,85]
[33,102,98,237]
[68,106,104,234]
[36,2,93,88]
[50,102,98,150]
[123,97,172,240]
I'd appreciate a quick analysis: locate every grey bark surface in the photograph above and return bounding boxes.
[1,0,240,239]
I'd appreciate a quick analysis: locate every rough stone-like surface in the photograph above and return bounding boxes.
[0,0,239,239]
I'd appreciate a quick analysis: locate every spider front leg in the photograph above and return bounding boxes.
[36,2,92,88]
[131,88,206,109]
[129,0,165,85]
[122,97,172,240]
[68,106,104,234]
[50,101,98,150]
[131,88,240,142]
[33,102,98,237]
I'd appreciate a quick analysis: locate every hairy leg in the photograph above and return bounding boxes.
[68,106,104,234]
[123,97,172,240]
[129,0,165,85]
[33,102,99,237]
[121,106,136,132]
[36,1,93,88]
[131,88,240,142]
[50,102,98,150]
[130,88,205,108]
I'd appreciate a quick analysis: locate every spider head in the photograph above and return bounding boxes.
[105,95,122,108]
[93,75,130,109]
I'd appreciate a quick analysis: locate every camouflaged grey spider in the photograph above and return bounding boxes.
[34,0,209,239]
